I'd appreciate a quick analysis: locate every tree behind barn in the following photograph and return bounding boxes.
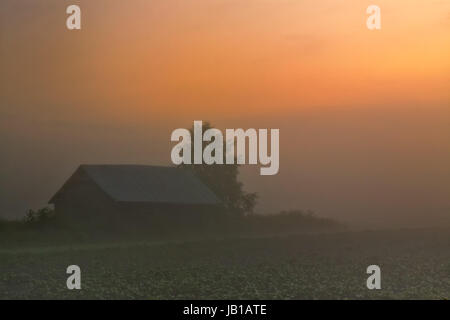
[179,122,258,215]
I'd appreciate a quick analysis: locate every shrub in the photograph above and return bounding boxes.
[23,207,55,224]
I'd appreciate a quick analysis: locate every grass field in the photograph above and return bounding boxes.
[0,228,449,299]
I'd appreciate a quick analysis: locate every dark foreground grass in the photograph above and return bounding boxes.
[0,228,449,299]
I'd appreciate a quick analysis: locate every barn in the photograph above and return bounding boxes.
[49,165,222,229]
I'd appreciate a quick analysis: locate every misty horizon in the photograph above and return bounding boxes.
[1,105,449,228]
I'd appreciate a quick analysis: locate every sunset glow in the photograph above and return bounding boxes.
[0,0,449,225]
[2,0,449,118]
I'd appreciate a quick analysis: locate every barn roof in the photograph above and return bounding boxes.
[50,165,221,205]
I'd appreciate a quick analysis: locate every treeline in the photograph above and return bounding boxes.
[0,207,343,246]
[198,210,342,236]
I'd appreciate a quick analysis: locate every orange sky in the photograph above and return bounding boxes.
[1,0,449,120]
[1,0,449,225]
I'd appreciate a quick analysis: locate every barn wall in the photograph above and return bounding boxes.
[114,202,221,232]
[53,169,120,228]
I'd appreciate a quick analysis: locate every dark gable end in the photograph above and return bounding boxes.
[49,165,221,206]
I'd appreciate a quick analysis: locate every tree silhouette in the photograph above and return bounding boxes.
[179,122,258,215]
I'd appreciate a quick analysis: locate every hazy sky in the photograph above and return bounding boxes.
[1,0,449,226]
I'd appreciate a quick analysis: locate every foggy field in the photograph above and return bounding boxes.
[0,229,449,300]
